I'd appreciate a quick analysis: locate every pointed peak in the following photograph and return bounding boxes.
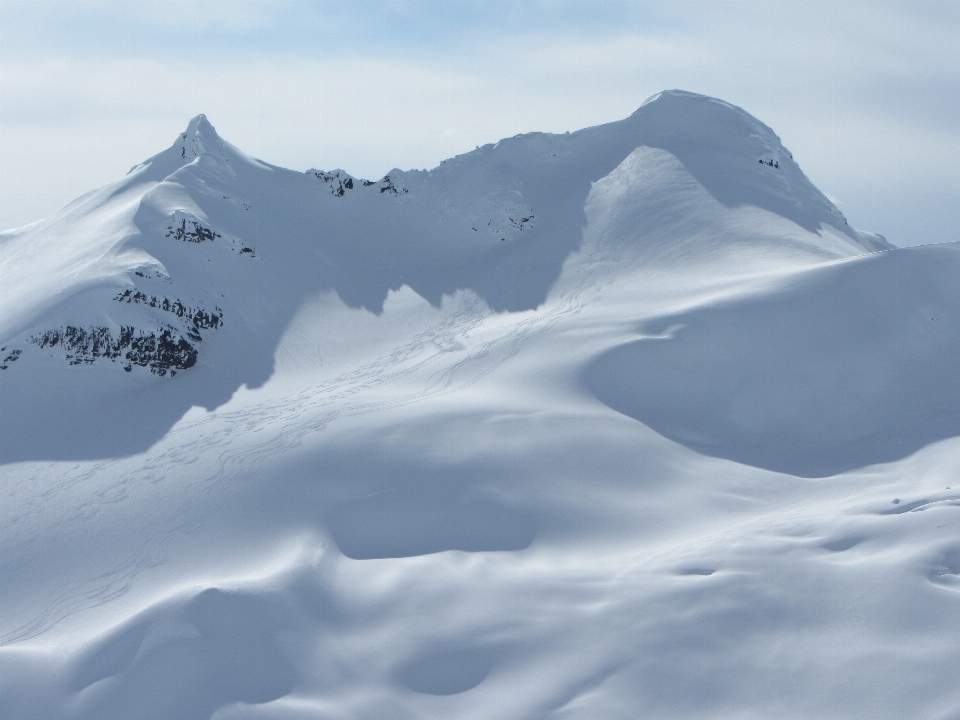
[126,113,261,183]
[183,114,219,140]
[174,114,225,164]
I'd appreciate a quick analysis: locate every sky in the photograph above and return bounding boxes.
[1,0,958,247]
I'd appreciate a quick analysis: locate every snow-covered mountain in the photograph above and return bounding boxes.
[2,91,958,719]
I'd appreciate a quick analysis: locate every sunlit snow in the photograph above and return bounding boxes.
[1,91,957,720]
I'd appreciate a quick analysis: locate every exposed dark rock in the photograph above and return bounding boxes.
[379,177,395,194]
[113,290,223,340]
[377,175,407,195]
[311,171,356,198]
[508,216,534,230]
[30,290,223,375]
[0,348,21,370]
[30,325,198,376]
[166,219,221,243]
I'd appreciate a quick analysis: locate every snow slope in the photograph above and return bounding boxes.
[2,91,958,719]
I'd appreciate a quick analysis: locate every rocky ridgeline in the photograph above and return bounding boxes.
[311,170,355,197]
[309,169,407,197]
[377,174,407,195]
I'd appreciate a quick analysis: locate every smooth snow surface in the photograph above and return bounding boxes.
[2,91,958,719]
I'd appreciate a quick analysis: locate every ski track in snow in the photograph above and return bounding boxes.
[0,217,622,645]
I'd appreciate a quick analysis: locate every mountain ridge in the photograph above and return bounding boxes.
[0,90,894,461]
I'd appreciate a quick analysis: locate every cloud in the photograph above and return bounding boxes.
[2,1,959,246]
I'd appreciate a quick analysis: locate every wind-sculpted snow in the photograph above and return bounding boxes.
[585,242,960,476]
[63,588,297,720]
[1,92,958,720]
[328,492,536,559]
[632,92,861,237]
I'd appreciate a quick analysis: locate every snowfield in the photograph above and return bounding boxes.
[1,90,958,719]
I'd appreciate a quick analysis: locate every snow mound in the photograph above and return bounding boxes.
[585,241,960,476]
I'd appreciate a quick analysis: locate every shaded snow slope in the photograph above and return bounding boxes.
[3,92,957,720]
[0,92,885,463]
[585,241,960,476]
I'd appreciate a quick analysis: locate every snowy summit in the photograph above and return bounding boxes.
[1,91,959,719]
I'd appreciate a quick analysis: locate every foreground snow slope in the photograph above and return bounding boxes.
[2,91,958,719]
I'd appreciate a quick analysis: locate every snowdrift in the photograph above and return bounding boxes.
[585,241,960,476]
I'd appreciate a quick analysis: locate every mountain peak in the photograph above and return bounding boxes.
[639,88,711,106]
[175,114,223,163]
[623,89,867,241]
[632,89,766,131]
[185,113,217,137]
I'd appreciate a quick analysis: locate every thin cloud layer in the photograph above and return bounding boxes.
[2,1,958,246]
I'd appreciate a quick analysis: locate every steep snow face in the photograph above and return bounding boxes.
[7,93,958,720]
[632,91,855,237]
